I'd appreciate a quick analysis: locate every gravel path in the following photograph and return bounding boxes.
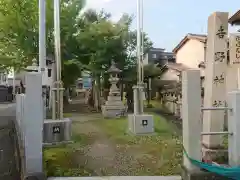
[70,114,145,176]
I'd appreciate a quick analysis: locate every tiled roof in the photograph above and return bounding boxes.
[229,10,240,25]
[166,62,190,72]
[172,33,207,53]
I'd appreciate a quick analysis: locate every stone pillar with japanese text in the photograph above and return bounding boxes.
[226,33,240,93]
[202,12,228,149]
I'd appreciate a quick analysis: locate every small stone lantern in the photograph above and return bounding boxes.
[101,61,126,118]
[25,58,38,72]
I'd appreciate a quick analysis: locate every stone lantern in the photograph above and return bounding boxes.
[25,58,39,72]
[101,61,126,118]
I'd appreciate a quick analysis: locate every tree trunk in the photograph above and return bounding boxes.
[93,77,101,111]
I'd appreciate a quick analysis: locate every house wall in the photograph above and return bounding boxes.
[176,39,205,69]
[143,54,149,65]
[8,65,53,87]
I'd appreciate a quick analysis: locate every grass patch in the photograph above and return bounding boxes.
[43,126,92,177]
[93,113,182,175]
[43,146,93,176]
[44,113,183,176]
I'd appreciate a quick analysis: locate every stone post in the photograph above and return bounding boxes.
[227,91,240,166]
[182,70,202,171]
[202,12,228,148]
[23,72,43,174]
[227,33,240,92]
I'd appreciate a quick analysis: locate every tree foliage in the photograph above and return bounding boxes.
[0,0,154,90]
[0,0,86,85]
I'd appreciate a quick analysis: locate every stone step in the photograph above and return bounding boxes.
[48,176,181,180]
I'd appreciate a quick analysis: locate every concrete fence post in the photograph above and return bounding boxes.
[23,72,43,174]
[227,91,240,166]
[16,94,25,140]
[182,70,202,171]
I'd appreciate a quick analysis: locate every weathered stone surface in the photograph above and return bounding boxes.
[202,11,229,149]
[101,61,126,118]
[0,103,21,180]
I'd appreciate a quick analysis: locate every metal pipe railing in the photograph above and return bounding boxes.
[201,107,232,111]
[201,131,233,135]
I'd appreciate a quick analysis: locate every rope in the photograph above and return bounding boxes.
[183,147,240,180]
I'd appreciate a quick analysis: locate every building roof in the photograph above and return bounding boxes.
[165,62,190,72]
[229,10,240,25]
[150,48,165,52]
[172,33,207,54]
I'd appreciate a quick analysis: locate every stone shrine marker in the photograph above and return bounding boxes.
[202,12,228,149]
[227,33,240,92]
[229,33,240,65]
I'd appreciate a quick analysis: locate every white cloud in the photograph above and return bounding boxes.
[82,0,136,22]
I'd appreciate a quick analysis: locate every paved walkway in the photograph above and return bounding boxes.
[0,103,20,180]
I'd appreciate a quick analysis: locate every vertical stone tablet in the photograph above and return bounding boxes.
[202,12,228,148]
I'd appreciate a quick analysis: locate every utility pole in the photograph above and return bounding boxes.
[128,0,154,135]
[135,0,144,114]
[52,0,64,120]
[39,0,48,118]
[39,0,46,71]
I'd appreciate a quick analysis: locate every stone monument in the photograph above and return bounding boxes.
[101,61,126,118]
[202,12,228,149]
[227,33,240,92]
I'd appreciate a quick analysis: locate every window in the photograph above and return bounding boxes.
[48,69,52,77]
[152,54,157,59]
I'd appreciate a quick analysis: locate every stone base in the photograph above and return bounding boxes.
[202,143,228,163]
[182,166,231,180]
[128,114,154,134]
[24,172,46,180]
[43,118,71,144]
[101,105,126,118]
[43,140,74,147]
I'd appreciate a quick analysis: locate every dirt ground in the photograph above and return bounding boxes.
[70,114,148,176]
[44,97,182,176]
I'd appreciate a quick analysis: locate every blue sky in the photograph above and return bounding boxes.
[85,0,239,52]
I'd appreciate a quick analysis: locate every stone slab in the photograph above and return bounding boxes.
[0,105,21,180]
[105,101,124,106]
[48,176,181,180]
[43,118,72,144]
[128,114,154,134]
[202,11,229,148]
[182,166,231,180]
